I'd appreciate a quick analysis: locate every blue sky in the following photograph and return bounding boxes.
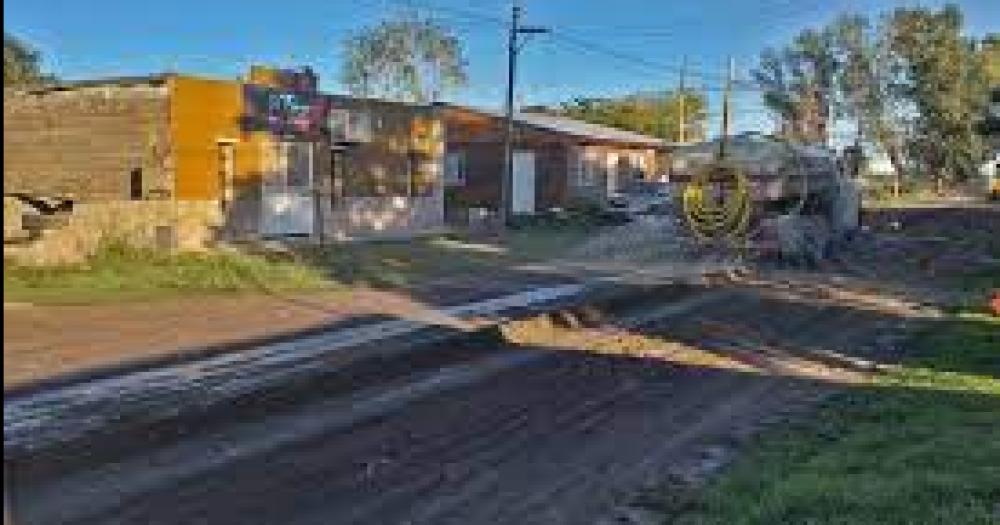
[5,0,998,136]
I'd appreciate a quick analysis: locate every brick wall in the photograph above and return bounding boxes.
[451,142,569,213]
[318,97,446,238]
[3,83,172,201]
[444,107,661,213]
[326,97,443,197]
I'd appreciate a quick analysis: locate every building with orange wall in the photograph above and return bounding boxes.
[3,67,445,262]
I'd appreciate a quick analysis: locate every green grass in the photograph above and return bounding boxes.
[4,242,332,305]
[503,223,598,262]
[4,224,601,305]
[292,236,505,289]
[293,226,601,288]
[665,313,1000,525]
[951,265,1000,314]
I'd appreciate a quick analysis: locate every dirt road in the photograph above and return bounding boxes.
[6,204,996,525]
[9,277,927,525]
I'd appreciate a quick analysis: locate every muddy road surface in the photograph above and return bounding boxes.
[7,204,995,525]
[8,278,926,525]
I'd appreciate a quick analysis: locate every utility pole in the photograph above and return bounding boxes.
[677,55,687,144]
[720,56,734,158]
[501,1,547,226]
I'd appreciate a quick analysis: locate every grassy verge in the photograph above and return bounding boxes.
[664,313,1000,525]
[292,237,505,289]
[293,227,598,286]
[504,222,599,261]
[4,224,601,305]
[4,243,332,304]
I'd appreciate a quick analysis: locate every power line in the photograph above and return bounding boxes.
[514,0,825,36]
[546,29,726,83]
[353,0,834,92]
[542,38,766,94]
[391,0,738,85]
[366,0,794,105]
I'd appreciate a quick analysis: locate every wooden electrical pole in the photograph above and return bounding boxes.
[501,2,520,227]
[501,1,547,226]
[720,56,734,158]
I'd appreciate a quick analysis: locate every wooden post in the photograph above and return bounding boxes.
[720,56,734,159]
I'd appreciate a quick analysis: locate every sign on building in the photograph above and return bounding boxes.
[241,85,329,138]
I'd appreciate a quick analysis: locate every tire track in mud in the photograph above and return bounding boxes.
[392,370,750,525]
[84,292,728,525]
[12,280,905,525]
[470,290,887,524]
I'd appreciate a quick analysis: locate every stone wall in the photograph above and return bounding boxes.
[3,82,173,201]
[3,200,221,265]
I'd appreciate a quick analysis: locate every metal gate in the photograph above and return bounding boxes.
[261,141,314,237]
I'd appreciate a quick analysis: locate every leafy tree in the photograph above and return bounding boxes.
[888,4,988,187]
[4,32,51,87]
[980,34,1000,87]
[829,14,911,196]
[758,3,990,196]
[752,28,838,144]
[554,91,707,142]
[341,13,466,103]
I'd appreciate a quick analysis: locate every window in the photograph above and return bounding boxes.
[348,110,373,141]
[328,109,372,143]
[129,168,143,200]
[444,151,467,186]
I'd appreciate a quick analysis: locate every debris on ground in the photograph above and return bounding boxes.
[768,214,833,266]
[566,213,699,264]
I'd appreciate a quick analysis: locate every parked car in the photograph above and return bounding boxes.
[608,181,672,215]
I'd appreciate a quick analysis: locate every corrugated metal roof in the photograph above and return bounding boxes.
[441,103,666,147]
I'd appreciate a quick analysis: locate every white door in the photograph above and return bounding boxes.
[606,152,619,194]
[512,150,536,214]
[262,142,315,236]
